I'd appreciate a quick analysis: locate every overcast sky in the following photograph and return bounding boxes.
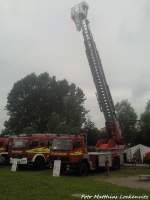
[0,0,150,131]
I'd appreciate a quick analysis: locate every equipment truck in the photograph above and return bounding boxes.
[49,2,124,176]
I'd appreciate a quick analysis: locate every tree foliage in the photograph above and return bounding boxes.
[140,100,150,146]
[4,72,87,134]
[82,118,107,146]
[115,100,137,144]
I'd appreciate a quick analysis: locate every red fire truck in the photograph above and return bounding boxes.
[48,2,125,176]
[0,136,10,164]
[49,134,124,175]
[10,134,56,169]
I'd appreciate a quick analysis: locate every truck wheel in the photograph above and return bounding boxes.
[60,165,66,175]
[0,155,5,165]
[34,157,45,170]
[77,162,89,176]
[112,157,120,170]
[3,155,10,165]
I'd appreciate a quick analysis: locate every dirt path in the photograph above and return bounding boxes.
[98,176,150,192]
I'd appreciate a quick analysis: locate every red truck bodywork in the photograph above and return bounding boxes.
[10,134,56,169]
[0,136,11,164]
[49,134,124,175]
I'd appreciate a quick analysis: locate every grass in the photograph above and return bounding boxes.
[0,166,149,200]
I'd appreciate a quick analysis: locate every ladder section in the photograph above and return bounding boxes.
[81,20,116,123]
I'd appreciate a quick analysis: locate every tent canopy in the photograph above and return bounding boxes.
[124,144,150,163]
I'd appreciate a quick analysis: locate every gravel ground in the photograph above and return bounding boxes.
[99,176,150,192]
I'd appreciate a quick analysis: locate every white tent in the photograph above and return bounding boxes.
[124,144,150,163]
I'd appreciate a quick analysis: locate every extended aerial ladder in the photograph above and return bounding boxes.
[71,2,122,149]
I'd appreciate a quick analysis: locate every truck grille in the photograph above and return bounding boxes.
[50,156,69,162]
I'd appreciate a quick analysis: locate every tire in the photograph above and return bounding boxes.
[77,162,89,176]
[0,155,5,164]
[60,164,67,175]
[112,157,120,170]
[4,155,10,165]
[33,157,45,170]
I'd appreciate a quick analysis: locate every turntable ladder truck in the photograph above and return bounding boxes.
[49,2,124,176]
[71,2,124,166]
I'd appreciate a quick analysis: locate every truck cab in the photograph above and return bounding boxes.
[49,134,89,175]
[10,134,56,169]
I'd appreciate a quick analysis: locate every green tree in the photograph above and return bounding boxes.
[115,100,137,144]
[62,83,87,133]
[4,72,87,134]
[47,112,60,133]
[82,119,104,146]
[140,100,150,146]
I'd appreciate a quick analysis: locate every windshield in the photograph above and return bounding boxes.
[12,139,28,148]
[52,139,72,151]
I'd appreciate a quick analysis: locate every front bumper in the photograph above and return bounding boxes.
[49,156,78,174]
[10,157,28,165]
